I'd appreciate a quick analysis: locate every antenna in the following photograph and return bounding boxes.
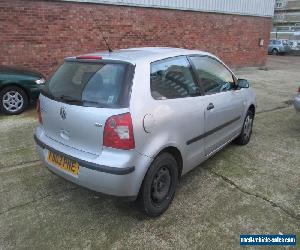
[90,10,113,53]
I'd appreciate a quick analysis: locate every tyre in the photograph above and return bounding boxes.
[272,48,279,55]
[138,153,178,217]
[0,86,28,115]
[234,110,254,145]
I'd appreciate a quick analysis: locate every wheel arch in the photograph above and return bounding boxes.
[154,146,183,179]
[248,104,256,118]
[272,48,279,54]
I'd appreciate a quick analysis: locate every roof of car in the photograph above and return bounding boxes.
[69,47,215,64]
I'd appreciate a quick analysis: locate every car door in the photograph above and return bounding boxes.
[148,56,206,172]
[189,55,245,156]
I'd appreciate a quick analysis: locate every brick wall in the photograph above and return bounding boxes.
[0,0,272,77]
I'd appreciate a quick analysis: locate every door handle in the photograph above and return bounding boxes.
[207,103,214,110]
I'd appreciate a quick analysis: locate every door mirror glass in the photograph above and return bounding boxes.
[237,79,249,89]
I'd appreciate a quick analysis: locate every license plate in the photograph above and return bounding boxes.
[47,151,79,176]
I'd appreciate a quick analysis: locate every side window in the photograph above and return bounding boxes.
[150,56,200,100]
[189,56,235,95]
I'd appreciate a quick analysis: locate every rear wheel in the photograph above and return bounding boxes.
[234,110,254,145]
[272,48,279,55]
[138,153,178,217]
[0,86,28,115]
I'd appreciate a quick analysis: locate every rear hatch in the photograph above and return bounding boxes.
[40,58,134,155]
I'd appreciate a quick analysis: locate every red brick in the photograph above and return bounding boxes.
[0,0,272,77]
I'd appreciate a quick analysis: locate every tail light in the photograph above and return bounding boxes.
[298,86,300,93]
[36,99,42,124]
[103,113,135,150]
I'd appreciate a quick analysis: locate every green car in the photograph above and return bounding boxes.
[0,66,45,115]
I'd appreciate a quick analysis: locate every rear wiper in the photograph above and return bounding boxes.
[59,95,82,104]
[82,99,111,108]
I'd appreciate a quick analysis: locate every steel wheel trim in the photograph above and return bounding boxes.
[2,91,24,112]
[243,115,253,139]
[151,166,171,205]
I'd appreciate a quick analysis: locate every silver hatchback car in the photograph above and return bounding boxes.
[268,39,291,55]
[35,47,256,216]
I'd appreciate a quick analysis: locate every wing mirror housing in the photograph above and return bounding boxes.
[237,79,250,89]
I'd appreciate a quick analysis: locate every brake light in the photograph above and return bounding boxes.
[103,113,135,150]
[76,55,102,60]
[36,99,42,124]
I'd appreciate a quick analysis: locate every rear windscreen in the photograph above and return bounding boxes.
[43,61,132,108]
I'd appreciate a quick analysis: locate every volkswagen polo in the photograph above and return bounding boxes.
[34,47,256,216]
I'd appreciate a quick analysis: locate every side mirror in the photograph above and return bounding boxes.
[237,79,250,89]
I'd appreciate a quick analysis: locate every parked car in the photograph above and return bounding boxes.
[0,66,45,115]
[268,39,291,55]
[294,87,300,112]
[289,40,299,50]
[34,47,256,216]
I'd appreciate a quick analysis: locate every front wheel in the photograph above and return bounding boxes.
[272,49,279,55]
[234,110,254,145]
[0,86,28,115]
[138,153,178,217]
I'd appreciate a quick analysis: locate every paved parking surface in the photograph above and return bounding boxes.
[0,56,299,249]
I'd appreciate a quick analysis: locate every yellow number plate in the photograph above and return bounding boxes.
[47,151,80,176]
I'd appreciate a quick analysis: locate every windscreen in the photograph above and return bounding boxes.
[43,61,130,107]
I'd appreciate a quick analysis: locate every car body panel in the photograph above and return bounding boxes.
[35,47,256,198]
[39,94,129,156]
[129,59,206,174]
[73,47,217,67]
[202,91,245,155]
[35,125,152,197]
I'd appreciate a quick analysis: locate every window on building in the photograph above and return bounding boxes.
[276,26,290,31]
[275,0,287,8]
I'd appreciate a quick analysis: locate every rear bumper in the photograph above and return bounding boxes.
[294,95,300,112]
[34,131,152,198]
[34,135,135,175]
